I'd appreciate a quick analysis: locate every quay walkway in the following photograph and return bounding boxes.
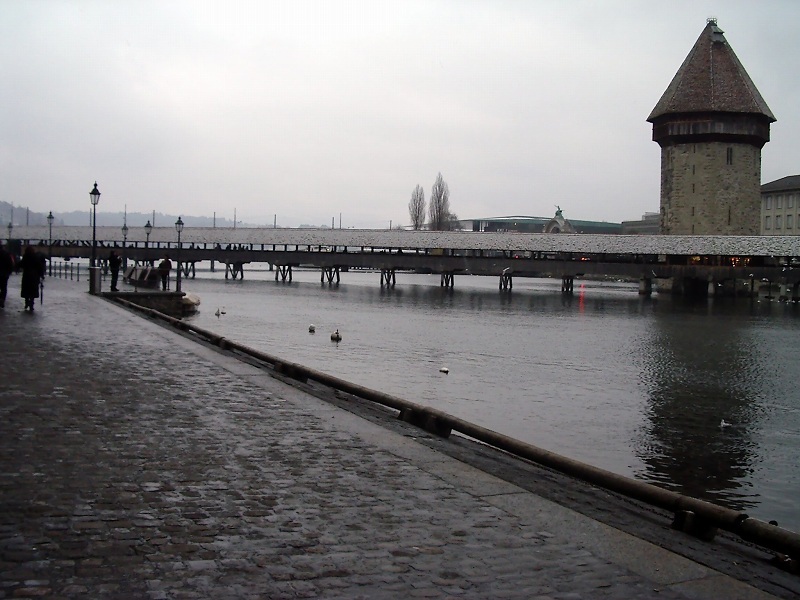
[1,278,797,599]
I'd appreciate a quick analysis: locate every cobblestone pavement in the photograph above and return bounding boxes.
[0,278,788,599]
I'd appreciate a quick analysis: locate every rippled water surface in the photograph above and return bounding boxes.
[176,268,800,531]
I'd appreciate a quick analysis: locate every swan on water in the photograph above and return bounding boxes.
[439,367,449,374]
[331,329,342,342]
[720,419,732,429]
[309,324,316,333]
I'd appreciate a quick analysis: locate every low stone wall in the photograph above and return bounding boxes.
[103,291,186,317]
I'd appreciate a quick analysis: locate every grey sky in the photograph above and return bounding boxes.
[2,1,798,228]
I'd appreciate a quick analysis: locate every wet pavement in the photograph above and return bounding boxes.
[0,276,795,599]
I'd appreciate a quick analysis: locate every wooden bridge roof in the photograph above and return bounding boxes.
[11,226,800,257]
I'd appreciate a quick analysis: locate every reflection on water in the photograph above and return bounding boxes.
[178,269,800,530]
[637,307,761,509]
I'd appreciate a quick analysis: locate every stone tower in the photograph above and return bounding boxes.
[648,19,775,235]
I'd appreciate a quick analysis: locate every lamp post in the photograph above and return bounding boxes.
[175,216,184,293]
[89,182,100,267]
[47,211,54,276]
[144,220,152,266]
[121,223,129,269]
[7,221,12,243]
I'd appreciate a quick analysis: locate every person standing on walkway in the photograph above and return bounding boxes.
[157,255,172,291]
[0,242,14,309]
[19,245,44,311]
[109,250,122,292]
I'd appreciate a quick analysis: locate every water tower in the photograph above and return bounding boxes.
[648,19,775,235]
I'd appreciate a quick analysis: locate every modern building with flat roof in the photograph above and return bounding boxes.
[464,211,620,235]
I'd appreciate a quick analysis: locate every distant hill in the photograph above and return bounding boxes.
[1,201,250,228]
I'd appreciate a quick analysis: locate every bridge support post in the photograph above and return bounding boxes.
[225,262,245,280]
[321,266,340,284]
[440,272,454,288]
[638,277,652,296]
[380,269,396,288]
[275,265,292,282]
[561,276,573,294]
[499,272,512,290]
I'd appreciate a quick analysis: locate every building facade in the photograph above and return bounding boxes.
[647,19,775,235]
[621,212,660,235]
[466,211,620,234]
[761,175,800,235]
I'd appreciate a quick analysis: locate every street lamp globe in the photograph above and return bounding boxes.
[90,183,100,207]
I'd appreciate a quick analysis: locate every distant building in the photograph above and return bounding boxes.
[465,210,620,234]
[761,175,800,235]
[543,207,575,233]
[621,212,660,235]
[648,19,775,235]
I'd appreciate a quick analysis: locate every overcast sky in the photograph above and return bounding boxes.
[2,1,798,228]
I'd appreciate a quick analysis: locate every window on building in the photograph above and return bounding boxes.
[787,214,793,229]
[777,195,783,209]
[766,196,773,209]
[775,215,782,229]
[789,195,795,209]
[726,147,733,164]
[765,216,771,230]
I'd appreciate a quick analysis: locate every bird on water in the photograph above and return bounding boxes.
[331,329,341,342]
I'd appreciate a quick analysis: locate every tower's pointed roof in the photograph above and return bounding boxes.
[648,20,775,122]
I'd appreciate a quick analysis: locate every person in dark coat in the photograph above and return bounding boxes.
[157,255,172,291]
[19,245,44,311]
[109,250,122,291]
[0,242,14,309]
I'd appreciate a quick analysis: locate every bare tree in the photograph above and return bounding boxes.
[408,185,426,230]
[447,211,461,230]
[428,172,450,231]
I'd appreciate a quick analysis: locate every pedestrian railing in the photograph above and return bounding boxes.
[48,261,81,281]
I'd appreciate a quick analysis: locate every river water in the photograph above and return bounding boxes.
[172,267,799,531]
